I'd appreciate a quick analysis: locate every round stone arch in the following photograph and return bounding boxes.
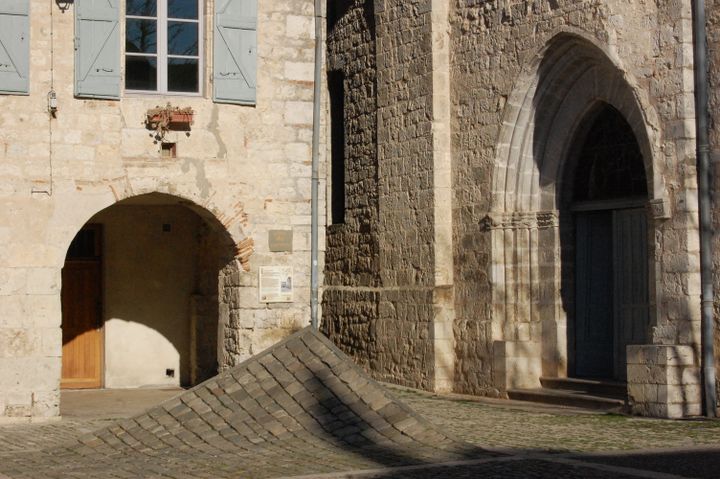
[55,188,252,392]
[53,184,250,267]
[489,31,667,391]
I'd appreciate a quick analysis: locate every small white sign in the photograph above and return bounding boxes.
[259,266,293,303]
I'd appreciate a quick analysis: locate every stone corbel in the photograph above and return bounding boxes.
[649,198,671,220]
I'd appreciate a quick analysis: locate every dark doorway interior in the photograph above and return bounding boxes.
[570,105,650,381]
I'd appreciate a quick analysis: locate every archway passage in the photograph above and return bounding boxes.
[61,193,236,389]
[569,104,650,381]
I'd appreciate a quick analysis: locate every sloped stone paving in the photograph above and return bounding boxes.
[0,328,490,479]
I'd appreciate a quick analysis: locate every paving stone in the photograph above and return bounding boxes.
[10,329,718,478]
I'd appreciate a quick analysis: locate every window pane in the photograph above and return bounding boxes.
[127,0,157,17]
[168,22,198,56]
[168,0,198,19]
[126,56,158,90]
[126,19,157,54]
[168,58,198,92]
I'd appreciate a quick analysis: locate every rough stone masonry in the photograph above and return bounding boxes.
[322,0,720,418]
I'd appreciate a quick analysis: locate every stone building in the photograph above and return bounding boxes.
[0,0,323,422]
[322,0,720,418]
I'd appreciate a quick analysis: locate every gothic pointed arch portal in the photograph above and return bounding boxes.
[489,33,663,390]
[567,104,650,380]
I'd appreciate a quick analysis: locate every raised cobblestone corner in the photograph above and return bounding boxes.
[0,328,491,479]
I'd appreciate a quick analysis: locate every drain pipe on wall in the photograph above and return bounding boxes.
[310,0,324,330]
[692,0,718,417]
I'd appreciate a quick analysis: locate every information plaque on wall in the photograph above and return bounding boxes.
[259,266,293,303]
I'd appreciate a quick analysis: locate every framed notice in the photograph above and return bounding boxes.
[259,266,293,303]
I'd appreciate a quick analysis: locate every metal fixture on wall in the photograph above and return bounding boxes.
[47,89,58,116]
[310,0,323,330]
[55,0,73,13]
[33,0,59,195]
[692,0,718,418]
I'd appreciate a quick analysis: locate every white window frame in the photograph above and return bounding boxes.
[124,0,204,96]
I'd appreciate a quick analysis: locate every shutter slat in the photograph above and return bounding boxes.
[0,0,29,95]
[214,0,257,105]
[75,0,120,99]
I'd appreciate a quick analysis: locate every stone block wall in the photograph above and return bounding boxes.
[493,340,542,390]
[323,0,454,392]
[374,0,437,390]
[0,0,323,421]
[322,0,438,390]
[627,345,702,418]
[324,0,380,291]
[322,0,715,417]
[321,0,382,372]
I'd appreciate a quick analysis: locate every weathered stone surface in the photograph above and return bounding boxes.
[321,0,718,418]
[626,345,702,419]
[0,0,323,420]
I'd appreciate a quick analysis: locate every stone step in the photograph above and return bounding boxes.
[507,387,626,411]
[539,377,627,399]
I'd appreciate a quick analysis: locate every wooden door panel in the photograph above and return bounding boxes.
[61,261,102,389]
[575,211,614,378]
[613,208,649,381]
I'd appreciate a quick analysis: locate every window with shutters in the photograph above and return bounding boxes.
[0,1,30,95]
[75,0,257,103]
[125,0,202,94]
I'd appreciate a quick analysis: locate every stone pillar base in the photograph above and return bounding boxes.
[627,345,701,418]
[493,340,541,391]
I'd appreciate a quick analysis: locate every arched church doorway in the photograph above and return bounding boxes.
[61,193,236,389]
[567,104,650,381]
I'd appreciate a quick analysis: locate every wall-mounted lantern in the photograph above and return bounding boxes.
[55,0,74,13]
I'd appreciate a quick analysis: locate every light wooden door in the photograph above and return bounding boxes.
[61,260,102,389]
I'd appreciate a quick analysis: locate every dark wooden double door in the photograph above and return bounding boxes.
[574,208,649,381]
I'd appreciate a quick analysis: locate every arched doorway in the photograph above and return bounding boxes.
[489,33,664,393]
[61,193,236,389]
[565,104,650,381]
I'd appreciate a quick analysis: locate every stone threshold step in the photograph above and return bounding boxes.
[540,377,627,399]
[507,387,626,412]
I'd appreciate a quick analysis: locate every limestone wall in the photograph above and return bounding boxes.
[0,0,322,421]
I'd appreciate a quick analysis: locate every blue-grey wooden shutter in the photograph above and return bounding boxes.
[214,0,257,105]
[0,1,29,95]
[75,0,120,99]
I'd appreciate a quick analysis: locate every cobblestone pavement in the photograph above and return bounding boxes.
[0,329,490,478]
[1,329,719,478]
[391,387,720,452]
